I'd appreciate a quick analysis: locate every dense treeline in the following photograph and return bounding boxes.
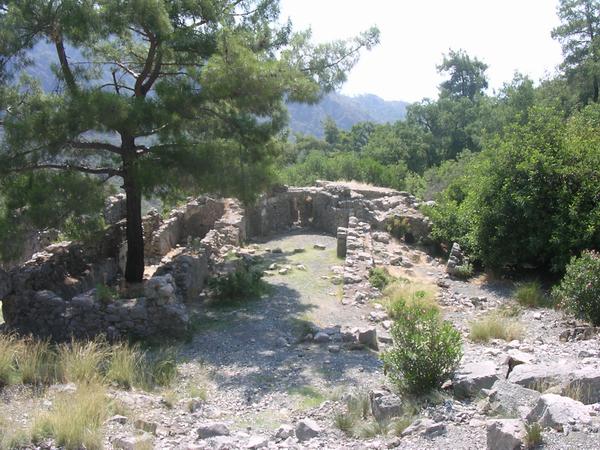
[278,0,600,274]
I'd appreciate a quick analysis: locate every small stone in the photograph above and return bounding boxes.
[295,419,321,441]
[272,248,283,254]
[278,268,289,275]
[453,361,499,399]
[134,419,158,434]
[275,424,294,440]
[313,332,330,343]
[293,248,305,254]
[328,345,341,353]
[197,423,230,439]
[107,415,128,425]
[313,244,326,250]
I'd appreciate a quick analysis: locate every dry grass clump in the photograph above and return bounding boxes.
[32,382,109,450]
[0,334,178,390]
[469,313,524,343]
[381,280,439,319]
[515,281,550,308]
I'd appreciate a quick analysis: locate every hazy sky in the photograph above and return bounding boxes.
[279,0,564,102]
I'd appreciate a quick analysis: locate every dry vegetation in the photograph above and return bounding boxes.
[0,334,179,449]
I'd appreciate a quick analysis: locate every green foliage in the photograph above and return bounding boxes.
[452,263,474,280]
[437,49,489,100]
[209,262,267,303]
[524,422,543,449]
[551,0,600,104]
[552,250,600,325]
[386,217,410,240]
[515,281,549,308]
[368,267,394,290]
[426,104,600,272]
[95,284,118,304]
[382,300,462,394]
[0,172,106,262]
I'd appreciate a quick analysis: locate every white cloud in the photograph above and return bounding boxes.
[279,0,564,102]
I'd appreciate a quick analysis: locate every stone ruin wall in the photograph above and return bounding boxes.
[0,182,430,341]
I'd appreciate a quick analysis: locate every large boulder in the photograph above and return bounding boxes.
[369,389,403,422]
[562,367,600,405]
[357,327,379,350]
[482,380,541,419]
[486,419,526,450]
[453,361,499,399]
[295,419,321,442]
[507,363,573,390]
[197,423,230,439]
[526,394,592,431]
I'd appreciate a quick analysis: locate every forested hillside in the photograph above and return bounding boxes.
[287,93,407,137]
[278,0,600,275]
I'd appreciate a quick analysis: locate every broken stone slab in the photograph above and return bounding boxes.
[274,424,294,441]
[197,423,231,439]
[401,418,446,438]
[453,361,499,399]
[134,419,158,434]
[246,435,269,449]
[481,380,541,419]
[113,433,153,450]
[357,327,379,350]
[486,419,525,450]
[526,394,592,431]
[295,419,321,441]
[561,366,600,404]
[369,389,403,422]
[507,363,573,390]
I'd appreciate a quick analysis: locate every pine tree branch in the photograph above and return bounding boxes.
[10,163,122,177]
[67,141,123,155]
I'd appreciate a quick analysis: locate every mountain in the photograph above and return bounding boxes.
[287,93,409,138]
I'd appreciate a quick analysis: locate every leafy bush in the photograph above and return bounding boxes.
[515,281,549,308]
[552,250,600,325]
[382,299,462,394]
[426,104,600,273]
[209,262,267,303]
[95,284,118,304]
[368,268,394,290]
[452,263,474,280]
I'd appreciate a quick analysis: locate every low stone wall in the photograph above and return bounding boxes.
[1,183,430,342]
[3,275,188,341]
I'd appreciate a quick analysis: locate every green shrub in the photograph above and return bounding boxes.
[209,262,267,303]
[386,217,410,240]
[382,281,439,320]
[452,263,473,280]
[368,268,394,290]
[524,422,543,449]
[552,250,600,325]
[95,284,117,304]
[515,281,549,308]
[382,300,462,394]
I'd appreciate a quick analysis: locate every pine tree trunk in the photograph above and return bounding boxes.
[122,148,145,283]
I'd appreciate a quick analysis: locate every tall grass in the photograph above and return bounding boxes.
[469,314,524,343]
[58,339,109,384]
[381,280,439,319]
[515,281,550,308]
[32,383,109,450]
[0,335,178,390]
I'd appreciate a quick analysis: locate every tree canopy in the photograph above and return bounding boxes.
[0,0,379,281]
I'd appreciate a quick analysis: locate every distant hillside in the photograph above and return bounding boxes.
[287,93,408,137]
